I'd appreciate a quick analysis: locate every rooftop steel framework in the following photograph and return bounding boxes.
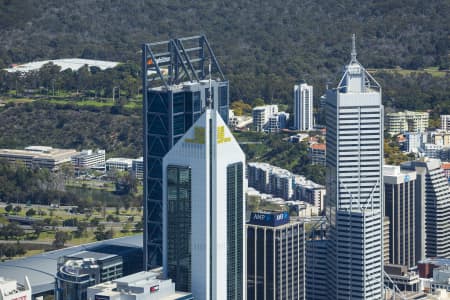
[142,35,225,89]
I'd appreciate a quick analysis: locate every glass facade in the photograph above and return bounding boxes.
[227,162,244,299]
[167,165,192,292]
[145,81,229,270]
[246,223,305,300]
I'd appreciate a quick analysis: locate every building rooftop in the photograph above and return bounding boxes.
[310,143,326,151]
[4,58,120,73]
[106,157,134,164]
[0,234,142,295]
[0,147,77,161]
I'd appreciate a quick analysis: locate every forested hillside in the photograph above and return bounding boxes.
[0,102,142,157]
[0,0,448,101]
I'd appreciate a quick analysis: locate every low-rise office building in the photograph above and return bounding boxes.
[55,247,142,300]
[106,158,133,172]
[71,149,106,171]
[0,146,77,171]
[87,271,193,300]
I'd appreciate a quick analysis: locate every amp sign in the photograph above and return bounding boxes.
[249,211,289,227]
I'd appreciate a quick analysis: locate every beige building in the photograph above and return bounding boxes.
[429,131,450,146]
[0,146,77,171]
[385,111,429,136]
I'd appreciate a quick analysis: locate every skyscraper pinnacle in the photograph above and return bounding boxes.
[351,33,357,62]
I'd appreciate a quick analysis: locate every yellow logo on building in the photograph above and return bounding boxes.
[185,126,231,144]
[185,127,205,144]
[217,126,231,144]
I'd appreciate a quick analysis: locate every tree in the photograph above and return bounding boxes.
[94,224,107,241]
[26,208,36,217]
[53,231,70,249]
[0,222,25,240]
[252,98,265,107]
[13,206,21,214]
[32,221,44,238]
[4,204,12,213]
[74,221,88,238]
[231,100,252,116]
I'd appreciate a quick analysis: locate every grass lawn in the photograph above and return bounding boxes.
[367,67,448,78]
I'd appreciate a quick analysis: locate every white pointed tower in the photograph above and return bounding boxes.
[325,34,384,299]
[162,84,245,299]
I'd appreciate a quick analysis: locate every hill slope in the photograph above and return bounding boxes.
[0,0,448,101]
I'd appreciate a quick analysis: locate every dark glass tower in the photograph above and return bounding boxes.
[143,36,229,269]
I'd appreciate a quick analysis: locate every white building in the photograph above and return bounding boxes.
[325,35,384,299]
[162,108,245,299]
[71,149,106,171]
[294,83,314,131]
[422,143,443,159]
[441,115,450,131]
[87,271,193,300]
[385,111,429,136]
[247,162,325,212]
[0,146,77,171]
[4,58,119,73]
[401,159,450,259]
[132,157,144,180]
[266,112,289,133]
[106,158,133,172]
[404,132,424,153]
[0,277,31,300]
[252,105,278,132]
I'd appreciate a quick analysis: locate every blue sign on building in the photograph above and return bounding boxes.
[249,211,290,227]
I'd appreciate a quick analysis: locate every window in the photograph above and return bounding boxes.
[167,166,192,292]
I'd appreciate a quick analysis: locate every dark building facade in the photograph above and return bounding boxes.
[247,212,305,300]
[143,36,229,269]
[384,165,418,268]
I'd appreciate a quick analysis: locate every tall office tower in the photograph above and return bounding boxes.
[142,36,229,269]
[384,165,418,268]
[294,83,313,131]
[401,159,450,259]
[325,35,384,299]
[246,211,305,300]
[162,105,245,299]
[305,223,328,300]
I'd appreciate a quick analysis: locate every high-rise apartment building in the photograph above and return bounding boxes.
[384,165,418,268]
[325,35,384,299]
[162,106,245,299]
[246,211,305,300]
[294,83,313,131]
[143,36,229,269]
[401,159,450,259]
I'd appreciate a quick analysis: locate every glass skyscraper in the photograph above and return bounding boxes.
[162,107,245,299]
[143,36,229,270]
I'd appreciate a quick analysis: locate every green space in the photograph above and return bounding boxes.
[368,67,448,78]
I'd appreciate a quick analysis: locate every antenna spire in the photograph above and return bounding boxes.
[207,60,213,109]
[351,33,357,62]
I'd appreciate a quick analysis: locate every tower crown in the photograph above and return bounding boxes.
[336,34,381,94]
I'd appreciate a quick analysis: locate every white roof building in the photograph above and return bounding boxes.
[4,58,120,73]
